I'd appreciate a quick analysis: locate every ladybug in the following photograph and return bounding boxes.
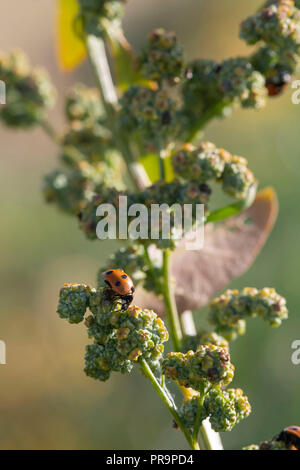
[265,70,291,97]
[276,425,300,450]
[102,268,135,310]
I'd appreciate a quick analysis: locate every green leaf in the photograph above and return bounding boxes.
[206,183,257,223]
[105,25,149,92]
[140,153,175,183]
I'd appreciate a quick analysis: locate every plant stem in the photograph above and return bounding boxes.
[198,424,215,451]
[162,248,182,352]
[192,383,205,444]
[186,99,231,142]
[139,357,199,450]
[180,311,224,450]
[85,34,139,191]
[143,246,162,294]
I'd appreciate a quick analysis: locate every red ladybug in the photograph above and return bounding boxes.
[265,70,291,97]
[277,425,300,450]
[102,269,135,310]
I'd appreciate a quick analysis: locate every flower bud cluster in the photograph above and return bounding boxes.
[139,28,184,84]
[241,1,300,51]
[172,142,256,200]
[209,287,288,340]
[0,50,55,128]
[57,283,168,381]
[65,84,102,124]
[43,160,118,215]
[241,1,300,93]
[183,57,266,121]
[162,345,234,390]
[243,440,288,450]
[78,0,127,36]
[57,283,91,324]
[180,387,251,432]
[119,85,180,145]
[78,179,211,249]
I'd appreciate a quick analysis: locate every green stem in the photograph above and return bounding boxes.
[162,249,182,352]
[180,312,224,450]
[198,424,214,451]
[143,246,161,293]
[156,139,166,180]
[85,34,139,191]
[192,384,206,444]
[139,357,199,450]
[186,99,232,142]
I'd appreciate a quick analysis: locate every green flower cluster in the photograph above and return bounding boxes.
[119,85,180,146]
[182,330,228,353]
[209,287,288,341]
[43,83,123,215]
[180,387,251,433]
[139,28,184,84]
[241,0,300,92]
[79,179,210,249]
[241,1,300,50]
[244,440,288,450]
[182,57,266,121]
[204,388,251,432]
[43,160,118,215]
[98,244,163,296]
[61,120,113,164]
[217,58,267,109]
[62,84,113,164]
[57,283,91,324]
[57,283,169,381]
[183,60,220,117]
[162,345,234,390]
[172,142,256,200]
[86,292,169,380]
[0,50,55,128]
[65,84,102,124]
[78,0,127,36]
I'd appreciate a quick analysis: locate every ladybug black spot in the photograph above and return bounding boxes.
[200,183,212,195]
[106,270,113,275]
[121,274,127,279]
[161,111,171,125]
[115,281,121,287]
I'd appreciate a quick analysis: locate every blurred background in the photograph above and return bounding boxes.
[0,0,299,450]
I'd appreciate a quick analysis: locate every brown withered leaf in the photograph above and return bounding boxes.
[135,187,278,315]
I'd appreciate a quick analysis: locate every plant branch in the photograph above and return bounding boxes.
[85,34,140,191]
[180,311,224,450]
[162,248,182,352]
[186,99,232,142]
[193,383,206,443]
[139,357,199,450]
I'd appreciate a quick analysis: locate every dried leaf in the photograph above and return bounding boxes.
[135,187,278,315]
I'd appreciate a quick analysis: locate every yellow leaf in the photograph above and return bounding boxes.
[56,0,86,71]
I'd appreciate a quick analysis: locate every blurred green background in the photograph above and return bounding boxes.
[0,0,299,450]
